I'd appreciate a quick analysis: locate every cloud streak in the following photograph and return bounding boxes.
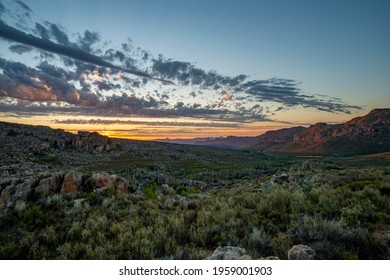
[53,118,241,128]
[0,20,173,84]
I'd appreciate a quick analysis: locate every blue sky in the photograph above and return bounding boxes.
[0,0,389,139]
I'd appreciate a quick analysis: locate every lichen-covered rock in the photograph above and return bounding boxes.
[206,246,247,260]
[160,184,175,195]
[288,244,315,260]
[179,196,191,209]
[13,179,34,202]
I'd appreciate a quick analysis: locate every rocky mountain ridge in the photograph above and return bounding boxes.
[0,121,118,164]
[253,108,390,155]
[162,109,390,156]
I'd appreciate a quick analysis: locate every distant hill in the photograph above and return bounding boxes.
[161,109,390,156]
[0,121,118,163]
[252,108,390,155]
[158,136,258,148]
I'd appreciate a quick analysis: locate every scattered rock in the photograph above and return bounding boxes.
[73,198,86,208]
[206,246,247,260]
[179,196,191,209]
[260,256,280,260]
[301,161,314,171]
[238,255,252,260]
[157,174,169,185]
[160,198,179,209]
[160,184,175,195]
[110,174,129,194]
[288,244,315,260]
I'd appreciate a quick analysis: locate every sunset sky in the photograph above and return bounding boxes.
[0,0,389,140]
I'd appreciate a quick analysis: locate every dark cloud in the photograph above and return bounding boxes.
[50,23,69,45]
[0,2,5,15]
[34,23,50,40]
[9,43,32,54]
[94,80,121,91]
[0,20,173,83]
[78,30,100,52]
[15,1,31,12]
[152,58,192,82]
[15,0,31,17]
[0,57,92,105]
[37,61,75,80]
[0,56,168,117]
[152,58,248,89]
[151,55,362,114]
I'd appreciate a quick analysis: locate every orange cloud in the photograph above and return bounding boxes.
[222,93,233,100]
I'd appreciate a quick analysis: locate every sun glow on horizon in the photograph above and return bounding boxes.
[0,114,299,140]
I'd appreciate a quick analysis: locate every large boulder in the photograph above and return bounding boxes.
[288,244,315,260]
[206,246,248,260]
[35,173,64,198]
[13,178,34,202]
[61,171,82,193]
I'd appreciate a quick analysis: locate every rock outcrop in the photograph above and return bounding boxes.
[252,109,390,155]
[35,173,64,198]
[206,246,250,260]
[0,171,131,209]
[0,121,118,164]
[206,244,315,260]
[287,244,316,260]
[61,171,83,193]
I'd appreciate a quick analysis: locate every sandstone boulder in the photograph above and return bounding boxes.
[61,171,82,193]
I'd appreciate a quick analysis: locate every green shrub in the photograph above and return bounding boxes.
[23,205,45,225]
[143,182,158,200]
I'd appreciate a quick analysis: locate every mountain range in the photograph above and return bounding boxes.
[159,109,390,156]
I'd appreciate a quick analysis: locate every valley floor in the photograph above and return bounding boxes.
[1,142,389,259]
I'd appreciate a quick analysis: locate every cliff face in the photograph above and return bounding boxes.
[252,109,390,155]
